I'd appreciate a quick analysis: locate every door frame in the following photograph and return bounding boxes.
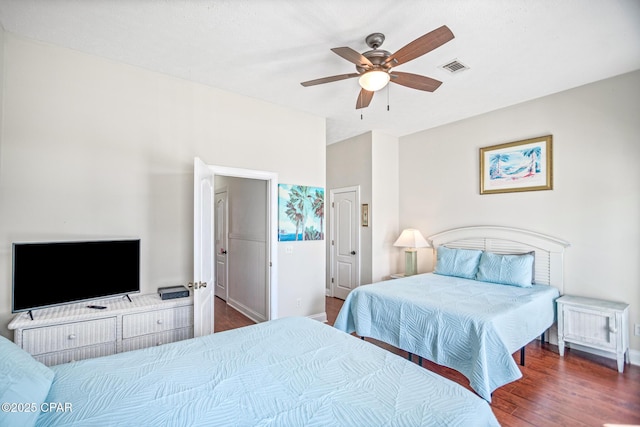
[209,164,278,320]
[328,185,361,298]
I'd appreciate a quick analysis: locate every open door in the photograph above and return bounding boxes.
[192,157,215,337]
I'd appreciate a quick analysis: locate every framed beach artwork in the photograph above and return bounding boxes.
[480,135,553,195]
[278,184,324,241]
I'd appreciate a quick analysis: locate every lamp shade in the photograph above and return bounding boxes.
[358,70,390,92]
[393,229,430,249]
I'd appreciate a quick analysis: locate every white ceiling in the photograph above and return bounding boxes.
[0,0,639,144]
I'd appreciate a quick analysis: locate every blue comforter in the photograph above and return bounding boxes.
[37,316,498,426]
[334,273,560,402]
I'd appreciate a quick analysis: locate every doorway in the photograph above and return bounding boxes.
[196,161,278,330]
[214,175,270,323]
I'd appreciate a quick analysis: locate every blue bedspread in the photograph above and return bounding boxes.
[37,316,498,426]
[334,273,559,402]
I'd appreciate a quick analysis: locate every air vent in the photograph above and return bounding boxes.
[440,59,470,74]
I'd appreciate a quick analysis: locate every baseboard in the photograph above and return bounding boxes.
[565,342,640,367]
[325,288,332,297]
[227,298,266,324]
[308,312,328,323]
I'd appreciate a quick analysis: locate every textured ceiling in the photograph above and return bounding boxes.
[0,0,639,144]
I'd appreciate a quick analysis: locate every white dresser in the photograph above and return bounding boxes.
[556,295,629,373]
[8,293,193,366]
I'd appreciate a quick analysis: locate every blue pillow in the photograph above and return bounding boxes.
[434,246,483,279]
[0,335,55,427]
[476,251,535,288]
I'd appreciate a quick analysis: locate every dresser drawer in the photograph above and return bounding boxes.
[22,317,117,355]
[122,306,193,339]
[35,342,117,366]
[121,327,194,352]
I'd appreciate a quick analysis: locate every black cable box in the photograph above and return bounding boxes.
[158,286,190,300]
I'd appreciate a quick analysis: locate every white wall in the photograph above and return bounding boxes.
[399,70,640,353]
[371,132,399,281]
[0,33,326,338]
[0,26,4,149]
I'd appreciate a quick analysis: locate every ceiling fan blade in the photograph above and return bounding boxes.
[356,89,374,109]
[390,72,442,92]
[301,73,360,87]
[331,47,374,68]
[385,25,454,67]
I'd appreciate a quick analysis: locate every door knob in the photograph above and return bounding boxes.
[351,251,356,255]
[221,249,227,254]
[188,281,208,290]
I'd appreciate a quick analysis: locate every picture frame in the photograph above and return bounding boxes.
[480,135,553,195]
[361,204,369,227]
[277,184,324,241]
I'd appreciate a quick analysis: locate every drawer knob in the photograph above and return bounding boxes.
[68,334,76,340]
[157,341,163,346]
[609,325,618,333]
[157,319,163,325]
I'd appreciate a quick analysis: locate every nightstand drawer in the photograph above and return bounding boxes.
[562,305,616,349]
[122,306,193,339]
[22,317,117,355]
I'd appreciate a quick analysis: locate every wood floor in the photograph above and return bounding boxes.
[216,296,640,426]
[214,297,255,332]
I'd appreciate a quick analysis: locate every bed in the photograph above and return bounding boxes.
[334,226,570,402]
[1,316,499,427]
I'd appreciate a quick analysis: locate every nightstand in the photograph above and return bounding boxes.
[556,295,629,373]
[390,273,405,279]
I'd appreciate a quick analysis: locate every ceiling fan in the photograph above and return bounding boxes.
[301,25,454,109]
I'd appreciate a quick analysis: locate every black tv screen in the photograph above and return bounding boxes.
[12,239,140,313]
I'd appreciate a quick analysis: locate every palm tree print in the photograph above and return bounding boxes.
[279,184,324,241]
[489,154,511,179]
[489,147,542,180]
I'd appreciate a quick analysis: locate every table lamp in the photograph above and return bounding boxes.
[393,228,430,276]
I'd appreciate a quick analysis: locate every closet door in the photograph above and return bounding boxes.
[332,188,359,300]
[214,190,229,301]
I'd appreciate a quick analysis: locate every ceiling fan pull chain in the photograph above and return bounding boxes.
[387,84,390,111]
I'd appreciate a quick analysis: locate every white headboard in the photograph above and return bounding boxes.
[427,226,570,294]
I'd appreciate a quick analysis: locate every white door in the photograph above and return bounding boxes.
[192,157,215,337]
[331,188,359,300]
[214,190,228,301]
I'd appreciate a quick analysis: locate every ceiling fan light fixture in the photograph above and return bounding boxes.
[358,70,390,91]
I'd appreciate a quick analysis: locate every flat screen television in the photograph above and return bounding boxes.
[12,239,140,314]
